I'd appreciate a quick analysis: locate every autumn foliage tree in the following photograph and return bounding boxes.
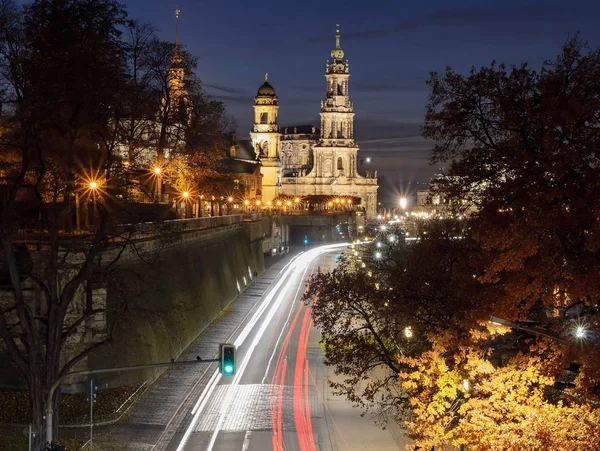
[0,0,232,447]
[306,38,600,450]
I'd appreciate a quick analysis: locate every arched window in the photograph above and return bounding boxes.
[337,157,343,170]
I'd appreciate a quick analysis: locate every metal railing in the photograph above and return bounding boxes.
[12,214,263,244]
[116,214,245,235]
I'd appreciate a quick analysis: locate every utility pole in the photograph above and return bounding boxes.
[87,380,97,450]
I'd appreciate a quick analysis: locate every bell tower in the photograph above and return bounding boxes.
[250,74,281,202]
[162,8,191,123]
[312,25,358,179]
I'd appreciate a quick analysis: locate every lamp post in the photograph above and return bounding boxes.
[182,191,190,218]
[489,316,568,344]
[153,167,161,202]
[88,181,99,228]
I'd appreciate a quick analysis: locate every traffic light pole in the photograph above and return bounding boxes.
[89,380,93,451]
[45,357,220,445]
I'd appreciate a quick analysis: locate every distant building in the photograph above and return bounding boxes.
[234,26,378,218]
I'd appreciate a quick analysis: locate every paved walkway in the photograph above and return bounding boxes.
[93,252,298,450]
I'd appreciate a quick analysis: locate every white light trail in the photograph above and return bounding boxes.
[175,244,346,451]
[204,244,347,451]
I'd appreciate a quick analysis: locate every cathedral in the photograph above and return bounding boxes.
[239,25,378,218]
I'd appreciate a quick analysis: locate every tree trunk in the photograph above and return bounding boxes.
[29,376,58,449]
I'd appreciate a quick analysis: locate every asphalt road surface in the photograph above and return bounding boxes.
[161,244,407,451]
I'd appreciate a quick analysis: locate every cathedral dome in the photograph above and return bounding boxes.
[256,73,276,97]
[257,81,276,96]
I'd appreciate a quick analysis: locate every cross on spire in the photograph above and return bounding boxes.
[175,8,180,47]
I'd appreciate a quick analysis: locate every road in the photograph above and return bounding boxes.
[161,243,406,451]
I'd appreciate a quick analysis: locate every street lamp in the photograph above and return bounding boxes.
[182,191,189,199]
[574,325,588,340]
[404,326,413,338]
[489,316,567,344]
[462,379,470,392]
[89,181,98,190]
[399,197,408,210]
[375,251,382,259]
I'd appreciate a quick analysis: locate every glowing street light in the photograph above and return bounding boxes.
[88,181,98,190]
[399,197,408,210]
[294,197,300,203]
[375,251,382,259]
[574,325,587,340]
[365,157,372,163]
[376,241,382,248]
[256,200,261,206]
[154,167,161,175]
[182,191,190,199]
[244,200,249,206]
[277,200,282,206]
[404,326,413,338]
[228,196,233,202]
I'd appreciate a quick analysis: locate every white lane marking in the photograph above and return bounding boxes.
[242,431,252,451]
[204,244,347,451]
[191,369,220,415]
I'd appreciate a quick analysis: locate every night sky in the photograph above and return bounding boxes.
[123,0,600,201]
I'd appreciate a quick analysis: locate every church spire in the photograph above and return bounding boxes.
[331,24,344,61]
[172,8,182,65]
[175,8,180,48]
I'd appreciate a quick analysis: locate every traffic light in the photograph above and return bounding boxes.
[220,343,236,375]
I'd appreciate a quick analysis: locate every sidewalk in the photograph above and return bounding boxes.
[89,251,299,450]
[321,364,412,450]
